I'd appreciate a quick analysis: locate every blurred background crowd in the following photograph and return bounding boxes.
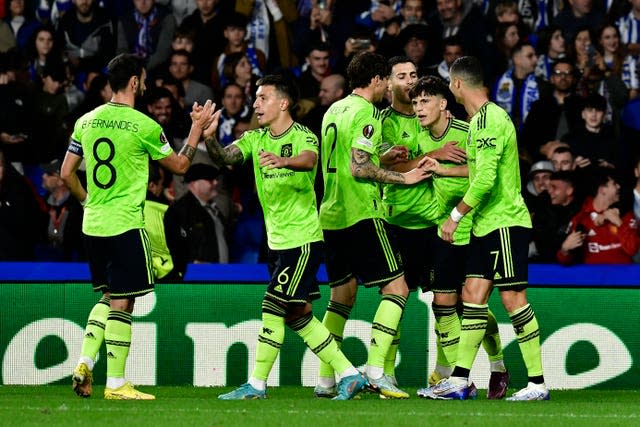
[1,0,639,273]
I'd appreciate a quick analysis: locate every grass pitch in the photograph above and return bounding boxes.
[1,386,638,427]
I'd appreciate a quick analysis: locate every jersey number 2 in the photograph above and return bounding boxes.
[324,123,337,173]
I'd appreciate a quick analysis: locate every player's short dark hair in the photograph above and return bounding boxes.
[442,35,463,50]
[583,93,607,111]
[510,40,534,58]
[388,55,414,70]
[552,145,574,157]
[306,41,331,57]
[107,54,145,93]
[257,74,299,111]
[171,49,192,65]
[590,167,619,197]
[409,75,450,100]
[347,51,389,89]
[550,170,576,187]
[449,56,484,87]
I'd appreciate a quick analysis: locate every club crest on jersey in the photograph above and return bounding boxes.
[362,124,375,139]
[280,143,293,157]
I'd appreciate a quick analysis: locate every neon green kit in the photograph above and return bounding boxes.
[234,123,323,250]
[70,102,172,237]
[320,94,384,230]
[462,103,531,236]
[380,107,440,229]
[423,118,473,244]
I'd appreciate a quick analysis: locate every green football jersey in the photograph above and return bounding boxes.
[234,123,323,250]
[423,118,473,244]
[319,94,384,230]
[380,107,439,229]
[462,102,532,237]
[70,102,172,237]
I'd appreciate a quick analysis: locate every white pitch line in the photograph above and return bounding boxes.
[0,406,637,420]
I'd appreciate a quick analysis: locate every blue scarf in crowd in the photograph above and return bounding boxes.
[492,69,539,128]
[134,6,158,59]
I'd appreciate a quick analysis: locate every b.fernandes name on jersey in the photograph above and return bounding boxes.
[81,118,140,132]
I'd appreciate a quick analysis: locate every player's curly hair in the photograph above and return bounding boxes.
[409,75,450,100]
[347,51,390,89]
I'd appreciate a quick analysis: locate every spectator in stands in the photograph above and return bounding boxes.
[524,160,553,213]
[211,12,265,94]
[597,23,638,100]
[145,86,190,152]
[558,168,640,264]
[56,0,115,73]
[181,0,231,84]
[167,49,214,111]
[0,147,48,260]
[492,40,541,131]
[551,146,576,171]
[69,71,111,122]
[552,0,604,44]
[221,52,260,109]
[116,0,176,76]
[37,158,84,260]
[3,0,41,53]
[33,62,69,163]
[170,25,195,54]
[300,73,346,138]
[297,41,331,102]
[236,0,298,68]
[530,170,581,262]
[0,50,34,170]
[397,23,430,76]
[427,0,495,83]
[164,163,230,278]
[217,83,251,147]
[25,25,62,83]
[292,0,334,60]
[534,24,566,82]
[615,0,640,57]
[493,21,521,77]
[425,35,463,83]
[356,0,401,37]
[522,59,583,161]
[563,93,617,168]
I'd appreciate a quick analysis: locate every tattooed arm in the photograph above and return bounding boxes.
[203,135,244,165]
[351,148,429,185]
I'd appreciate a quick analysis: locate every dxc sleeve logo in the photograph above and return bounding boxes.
[476,137,496,149]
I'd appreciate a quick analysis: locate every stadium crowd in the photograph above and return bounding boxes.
[1,0,640,269]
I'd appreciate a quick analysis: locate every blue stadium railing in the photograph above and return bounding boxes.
[0,262,639,287]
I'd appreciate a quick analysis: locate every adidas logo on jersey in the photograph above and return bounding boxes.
[85,332,95,339]
[401,131,410,138]
[107,351,116,359]
[494,272,502,280]
[274,284,283,293]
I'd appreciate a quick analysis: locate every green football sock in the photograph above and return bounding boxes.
[383,326,401,377]
[367,294,406,372]
[80,296,110,362]
[251,299,286,382]
[509,304,544,379]
[433,303,460,368]
[455,303,488,372]
[319,300,352,380]
[289,313,353,377]
[104,310,132,378]
[483,309,505,363]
